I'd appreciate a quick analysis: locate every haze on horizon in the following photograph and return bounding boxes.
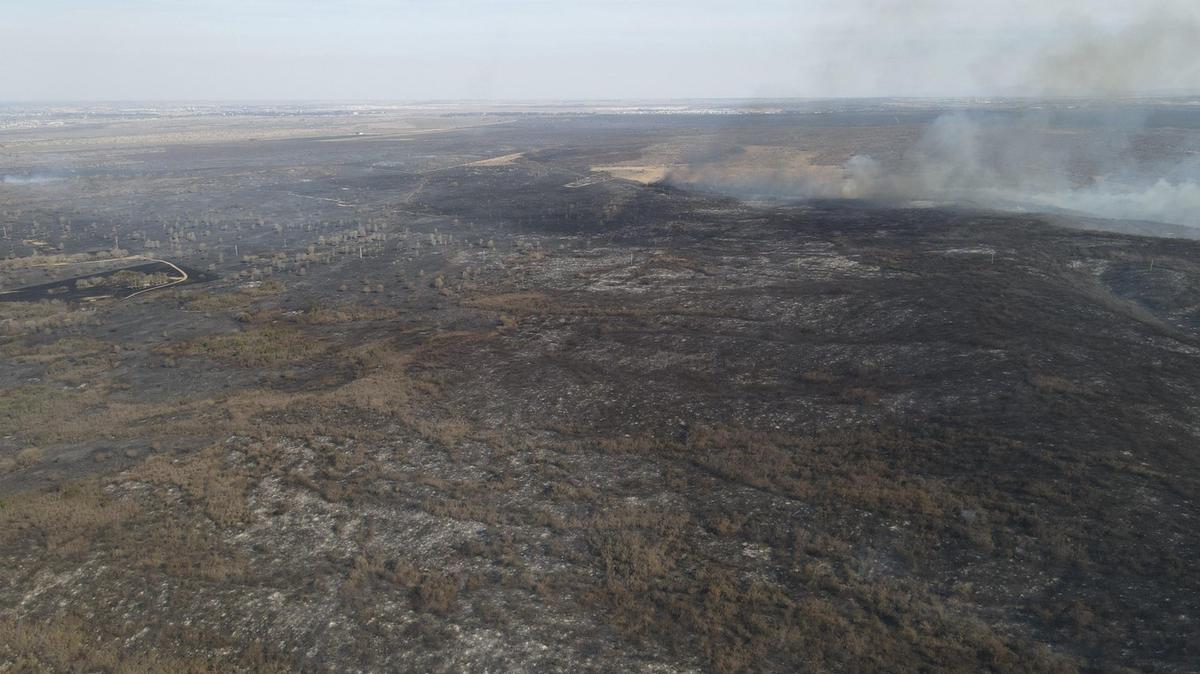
[2,0,1198,103]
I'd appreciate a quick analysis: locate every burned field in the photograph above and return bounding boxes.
[1,107,1199,672]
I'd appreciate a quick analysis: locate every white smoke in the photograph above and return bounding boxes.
[2,174,65,185]
[1028,178,1200,226]
[1028,8,1200,97]
[669,5,1200,230]
[894,6,1200,227]
[842,109,1200,227]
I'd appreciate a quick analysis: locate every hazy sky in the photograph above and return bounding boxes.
[2,0,1197,101]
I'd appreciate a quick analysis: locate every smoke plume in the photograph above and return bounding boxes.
[669,5,1200,230]
[848,110,1200,228]
[1029,8,1200,98]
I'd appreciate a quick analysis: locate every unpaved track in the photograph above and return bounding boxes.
[0,254,189,299]
[123,257,188,299]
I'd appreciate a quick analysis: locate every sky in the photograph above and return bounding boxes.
[1,0,1198,101]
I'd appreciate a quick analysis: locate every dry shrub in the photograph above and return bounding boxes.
[578,503,816,672]
[412,572,462,615]
[582,524,1079,674]
[340,553,461,615]
[597,424,962,517]
[591,528,672,593]
[566,424,1089,673]
[411,418,471,448]
[15,446,44,468]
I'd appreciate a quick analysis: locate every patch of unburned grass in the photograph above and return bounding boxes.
[0,385,85,438]
[3,335,117,382]
[0,480,138,557]
[0,300,97,335]
[164,325,325,368]
[131,444,254,527]
[185,280,287,312]
[0,616,290,672]
[464,290,748,321]
[296,302,400,325]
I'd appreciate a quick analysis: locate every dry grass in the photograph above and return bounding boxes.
[800,369,836,384]
[163,325,326,368]
[0,386,86,439]
[0,395,1090,674]
[0,617,216,673]
[0,300,72,321]
[464,290,744,321]
[205,335,477,449]
[1,450,252,576]
[468,152,524,167]
[0,380,227,446]
[0,616,290,672]
[2,335,117,382]
[590,164,672,184]
[130,445,255,527]
[0,300,97,335]
[464,291,555,314]
[596,424,979,517]
[552,428,1087,673]
[294,302,399,325]
[0,480,139,557]
[0,250,128,271]
[185,280,287,312]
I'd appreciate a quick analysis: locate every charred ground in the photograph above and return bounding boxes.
[0,106,1198,673]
